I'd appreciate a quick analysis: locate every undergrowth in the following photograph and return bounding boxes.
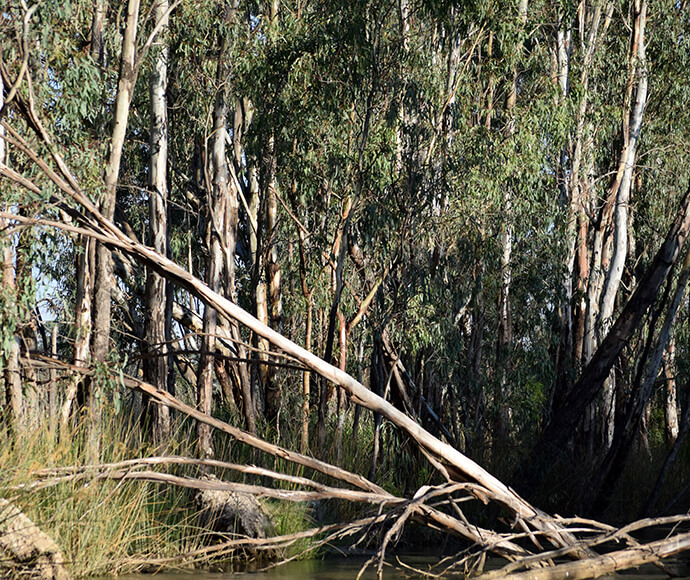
[0,409,206,577]
[0,396,389,577]
[0,385,455,577]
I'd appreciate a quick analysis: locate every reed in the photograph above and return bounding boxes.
[0,409,203,577]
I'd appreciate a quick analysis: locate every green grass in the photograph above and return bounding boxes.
[0,411,203,577]
[0,378,462,577]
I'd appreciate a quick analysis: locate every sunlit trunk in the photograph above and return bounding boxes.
[89,0,141,460]
[1,224,22,434]
[144,0,171,445]
[263,134,282,424]
[664,338,679,448]
[594,0,647,451]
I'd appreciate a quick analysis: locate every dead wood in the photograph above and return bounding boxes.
[25,467,400,506]
[478,531,690,580]
[0,499,69,580]
[0,112,549,531]
[195,474,275,540]
[15,343,690,579]
[24,354,389,497]
[120,512,392,570]
[30,455,374,492]
[3,204,585,553]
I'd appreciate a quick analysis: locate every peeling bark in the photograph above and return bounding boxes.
[0,499,69,580]
[144,0,172,445]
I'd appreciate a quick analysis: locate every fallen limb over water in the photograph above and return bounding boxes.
[21,357,690,578]
[3,113,690,575]
[482,531,690,580]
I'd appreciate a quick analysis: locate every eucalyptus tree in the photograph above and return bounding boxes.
[0,70,23,435]
[143,0,172,444]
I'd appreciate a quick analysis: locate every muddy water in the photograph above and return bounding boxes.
[112,553,690,579]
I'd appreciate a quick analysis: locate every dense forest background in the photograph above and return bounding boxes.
[3,0,690,565]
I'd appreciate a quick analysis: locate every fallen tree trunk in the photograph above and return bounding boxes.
[480,531,690,580]
[6,97,690,574]
[25,354,388,497]
[0,106,558,536]
[5,204,581,551]
[18,355,690,577]
[21,356,549,563]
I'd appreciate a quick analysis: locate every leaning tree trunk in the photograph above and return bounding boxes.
[581,0,647,452]
[592,246,690,513]
[532,188,690,482]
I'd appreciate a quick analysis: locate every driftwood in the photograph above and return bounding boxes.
[2,199,580,552]
[16,357,690,579]
[481,532,690,580]
[0,112,547,528]
[0,499,69,580]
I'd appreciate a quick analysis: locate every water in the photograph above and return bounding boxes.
[114,557,463,580]
[112,553,690,579]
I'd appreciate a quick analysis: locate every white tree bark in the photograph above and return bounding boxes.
[92,0,141,362]
[145,0,171,444]
[596,0,647,448]
[0,71,23,433]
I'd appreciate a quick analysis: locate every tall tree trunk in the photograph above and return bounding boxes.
[198,28,232,459]
[89,0,141,461]
[144,0,171,445]
[93,0,140,362]
[581,0,647,452]
[263,134,282,424]
[298,228,313,453]
[317,198,351,454]
[63,0,108,433]
[64,236,94,432]
[335,310,348,463]
[496,0,527,443]
[533,188,690,479]
[595,0,648,450]
[228,94,256,434]
[0,76,22,436]
[247,163,263,411]
[197,0,253,453]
